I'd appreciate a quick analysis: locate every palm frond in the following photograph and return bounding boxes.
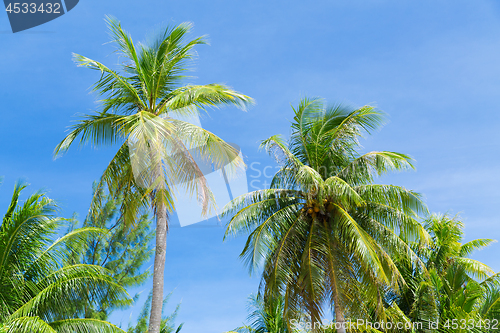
[455,258,495,281]
[460,239,497,257]
[50,318,126,333]
[54,112,124,157]
[159,84,253,114]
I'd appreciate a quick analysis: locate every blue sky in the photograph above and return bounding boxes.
[1,0,500,331]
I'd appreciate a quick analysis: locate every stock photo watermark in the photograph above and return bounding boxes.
[3,0,79,32]
[291,318,499,331]
[248,162,281,191]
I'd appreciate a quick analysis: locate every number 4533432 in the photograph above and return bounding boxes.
[5,3,61,14]
[443,319,499,330]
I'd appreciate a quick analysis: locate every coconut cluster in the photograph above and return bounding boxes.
[303,198,334,218]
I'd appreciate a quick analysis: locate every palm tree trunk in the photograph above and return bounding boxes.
[332,290,346,333]
[148,201,167,333]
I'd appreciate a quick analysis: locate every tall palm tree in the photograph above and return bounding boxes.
[54,17,253,333]
[0,182,127,332]
[223,98,428,333]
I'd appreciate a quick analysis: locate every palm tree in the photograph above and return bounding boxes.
[423,214,496,280]
[0,182,127,332]
[223,98,428,332]
[391,214,500,332]
[230,294,293,333]
[54,17,253,333]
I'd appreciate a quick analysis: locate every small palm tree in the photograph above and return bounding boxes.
[0,182,127,332]
[392,214,500,332]
[223,98,428,332]
[424,214,495,279]
[54,17,253,333]
[231,294,292,333]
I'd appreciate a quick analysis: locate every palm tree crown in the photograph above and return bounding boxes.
[54,17,253,223]
[223,98,429,331]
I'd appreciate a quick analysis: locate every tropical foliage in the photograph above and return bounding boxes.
[387,214,500,332]
[127,290,183,333]
[230,294,292,333]
[223,97,429,331]
[65,185,154,320]
[1,15,497,333]
[0,182,127,333]
[54,16,253,333]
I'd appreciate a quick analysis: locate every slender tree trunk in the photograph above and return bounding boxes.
[148,201,167,333]
[332,290,346,333]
